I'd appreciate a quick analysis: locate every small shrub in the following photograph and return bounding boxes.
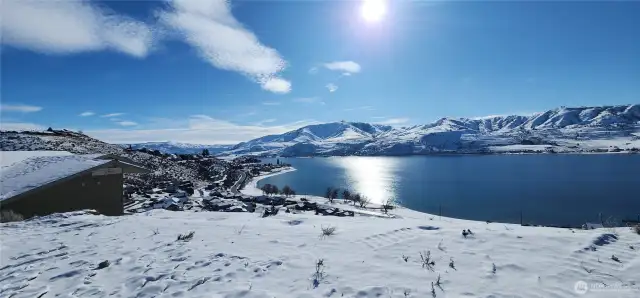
[435,274,443,291]
[0,210,24,223]
[448,257,456,270]
[177,231,195,242]
[633,224,640,235]
[320,225,336,239]
[420,250,435,271]
[312,259,325,288]
[402,255,409,262]
[492,263,497,274]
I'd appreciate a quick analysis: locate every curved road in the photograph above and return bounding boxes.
[230,171,247,194]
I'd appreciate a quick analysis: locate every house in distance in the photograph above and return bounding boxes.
[0,151,148,219]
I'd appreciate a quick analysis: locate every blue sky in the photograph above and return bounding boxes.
[1,0,639,144]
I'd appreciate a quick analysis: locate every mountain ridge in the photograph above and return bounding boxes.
[223,104,640,156]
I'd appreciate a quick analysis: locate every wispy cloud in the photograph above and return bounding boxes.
[292,97,325,105]
[101,113,124,118]
[116,121,138,127]
[0,104,42,113]
[252,118,277,126]
[374,117,410,125]
[344,106,375,112]
[308,67,318,74]
[85,116,318,144]
[158,0,290,93]
[262,101,281,106]
[79,111,95,117]
[326,83,338,93]
[1,0,154,57]
[324,61,361,74]
[0,121,45,131]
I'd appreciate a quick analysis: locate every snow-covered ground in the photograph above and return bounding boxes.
[3,169,638,298]
[2,206,638,298]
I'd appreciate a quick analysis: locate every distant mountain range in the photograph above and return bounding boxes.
[223,104,640,156]
[123,105,639,156]
[126,142,234,155]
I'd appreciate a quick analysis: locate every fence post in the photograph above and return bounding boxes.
[520,210,523,226]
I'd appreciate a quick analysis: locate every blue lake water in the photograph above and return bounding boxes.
[258,155,640,227]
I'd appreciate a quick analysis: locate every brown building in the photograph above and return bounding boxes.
[0,151,148,218]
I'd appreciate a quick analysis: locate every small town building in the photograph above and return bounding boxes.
[1,151,148,218]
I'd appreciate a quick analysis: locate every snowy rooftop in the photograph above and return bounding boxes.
[0,151,73,169]
[0,152,111,201]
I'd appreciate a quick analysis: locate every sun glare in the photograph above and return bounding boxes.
[361,0,387,23]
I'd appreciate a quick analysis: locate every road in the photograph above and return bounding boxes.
[230,171,247,194]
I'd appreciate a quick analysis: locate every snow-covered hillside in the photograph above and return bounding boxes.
[0,131,230,186]
[223,105,640,156]
[127,142,233,154]
[2,203,638,297]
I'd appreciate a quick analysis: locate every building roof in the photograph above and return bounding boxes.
[0,151,149,202]
[0,151,74,169]
[1,154,110,201]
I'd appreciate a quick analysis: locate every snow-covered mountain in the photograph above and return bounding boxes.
[223,104,640,156]
[226,122,392,156]
[126,141,233,154]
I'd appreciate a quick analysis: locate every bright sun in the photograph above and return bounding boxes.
[361,0,387,23]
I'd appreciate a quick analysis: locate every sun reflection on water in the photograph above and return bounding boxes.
[328,157,399,205]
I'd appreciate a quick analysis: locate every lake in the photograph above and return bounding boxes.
[257,155,640,227]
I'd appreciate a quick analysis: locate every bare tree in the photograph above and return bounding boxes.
[281,185,294,197]
[352,193,361,206]
[270,185,279,196]
[358,195,371,208]
[325,187,333,201]
[381,197,395,214]
[330,189,339,203]
[260,184,272,196]
[342,189,351,203]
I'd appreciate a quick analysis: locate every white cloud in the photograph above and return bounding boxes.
[261,78,291,94]
[101,113,124,118]
[292,97,325,105]
[262,101,281,106]
[252,118,277,126]
[374,117,410,125]
[326,83,338,93]
[85,116,318,144]
[1,0,154,57]
[308,67,318,74]
[159,0,290,93]
[0,104,42,113]
[79,111,95,117]
[116,121,138,126]
[324,61,361,74]
[0,122,45,131]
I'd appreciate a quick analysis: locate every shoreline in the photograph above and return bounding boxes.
[240,165,628,228]
[240,166,297,196]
